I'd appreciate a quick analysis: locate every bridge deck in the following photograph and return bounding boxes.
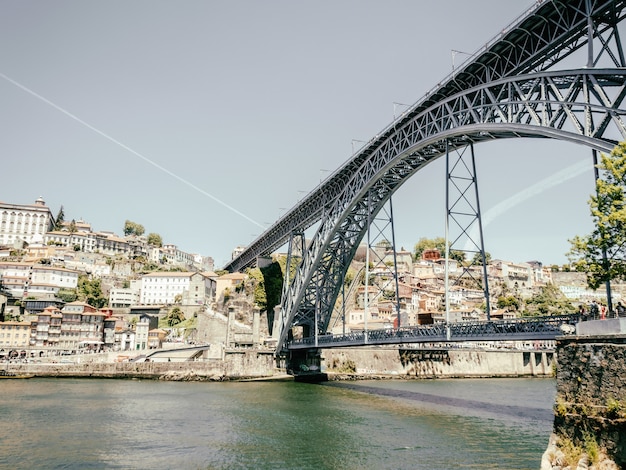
[287,315,579,350]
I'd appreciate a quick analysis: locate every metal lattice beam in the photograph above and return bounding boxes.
[223,0,626,274]
[275,69,626,352]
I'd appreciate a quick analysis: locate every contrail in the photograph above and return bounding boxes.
[463,158,592,251]
[0,71,265,229]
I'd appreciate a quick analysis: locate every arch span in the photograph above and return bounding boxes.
[275,69,626,352]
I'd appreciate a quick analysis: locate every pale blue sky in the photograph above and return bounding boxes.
[0,1,598,267]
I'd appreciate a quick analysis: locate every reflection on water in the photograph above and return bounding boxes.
[0,377,555,469]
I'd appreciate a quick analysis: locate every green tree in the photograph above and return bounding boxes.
[471,251,492,266]
[77,276,108,308]
[57,288,78,303]
[124,220,145,236]
[496,295,520,311]
[53,205,65,231]
[147,232,163,247]
[522,283,575,317]
[165,307,185,326]
[247,261,283,336]
[568,142,626,290]
[413,237,465,263]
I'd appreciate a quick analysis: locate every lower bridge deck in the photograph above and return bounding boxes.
[287,314,579,350]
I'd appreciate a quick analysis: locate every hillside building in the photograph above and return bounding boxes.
[140,271,215,306]
[0,197,55,248]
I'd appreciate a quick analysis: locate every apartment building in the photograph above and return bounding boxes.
[109,280,141,308]
[30,305,63,347]
[0,321,31,349]
[0,262,79,298]
[60,301,104,350]
[140,271,214,306]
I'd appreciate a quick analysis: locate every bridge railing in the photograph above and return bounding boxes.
[287,314,580,350]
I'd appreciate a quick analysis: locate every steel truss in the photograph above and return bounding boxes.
[276,68,626,352]
[224,0,626,275]
[445,142,492,321]
[215,1,626,354]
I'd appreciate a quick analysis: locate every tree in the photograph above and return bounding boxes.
[53,206,65,231]
[147,233,163,247]
[165,307,185,326]
[124,220,145,237]
[77,276,107,308]
[413,237,465,263]
[57,288,77,303]
[568,142,626,290]
[496,294,520,311]
[522,283,575,317]
[471,251,492,266]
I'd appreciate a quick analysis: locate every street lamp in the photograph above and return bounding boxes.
[319,168,329,185]
[351,139,366,155]
[451,49,472,73]
[393,102,410,119]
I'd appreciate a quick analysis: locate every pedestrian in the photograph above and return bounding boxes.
[600,302,607,320]
[617,301,626,318]
[590,300,599,319]
[578,304,589,321]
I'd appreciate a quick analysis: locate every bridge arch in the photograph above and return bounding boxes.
[276,69,626,352]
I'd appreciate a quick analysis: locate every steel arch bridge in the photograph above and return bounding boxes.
[223,0,626,355]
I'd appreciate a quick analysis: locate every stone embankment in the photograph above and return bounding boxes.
[5,346,557,381]
[323,346,556,378]
[6,349,279,381]
[541,334,626,470]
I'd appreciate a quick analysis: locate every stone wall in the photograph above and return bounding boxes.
[551,335,626,467]
[322,347,555,378]
[7,349,278,381]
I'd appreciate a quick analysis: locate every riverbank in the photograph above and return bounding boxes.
[2,346,556,382]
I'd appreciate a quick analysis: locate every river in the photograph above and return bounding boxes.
[0,377,555,469]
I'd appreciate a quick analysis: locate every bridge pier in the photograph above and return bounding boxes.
[286,348,327,382]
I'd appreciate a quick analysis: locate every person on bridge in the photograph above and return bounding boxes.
[600,303,608,320]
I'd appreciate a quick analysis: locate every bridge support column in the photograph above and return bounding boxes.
[445,140,491,321]
[287,348,326,382]
[252,308,260,348]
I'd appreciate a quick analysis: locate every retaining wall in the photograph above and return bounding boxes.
[6,349,278,381]
[322,347,555,378]
[551,335,626,467]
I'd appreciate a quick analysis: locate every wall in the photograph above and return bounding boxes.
[322,347,555,378]
[8,349,278,381]
[552,335,626,467]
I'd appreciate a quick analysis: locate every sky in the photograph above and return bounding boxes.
[0,1,602,268]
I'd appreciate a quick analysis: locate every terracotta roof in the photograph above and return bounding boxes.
[142,271,194,278]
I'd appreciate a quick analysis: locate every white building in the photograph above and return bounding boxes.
[0,197,55,247]
[0,262,79,298]
[140,271,213,306]
[109,280,141,308]
[45,230,98,253]
[135,316,150,350]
